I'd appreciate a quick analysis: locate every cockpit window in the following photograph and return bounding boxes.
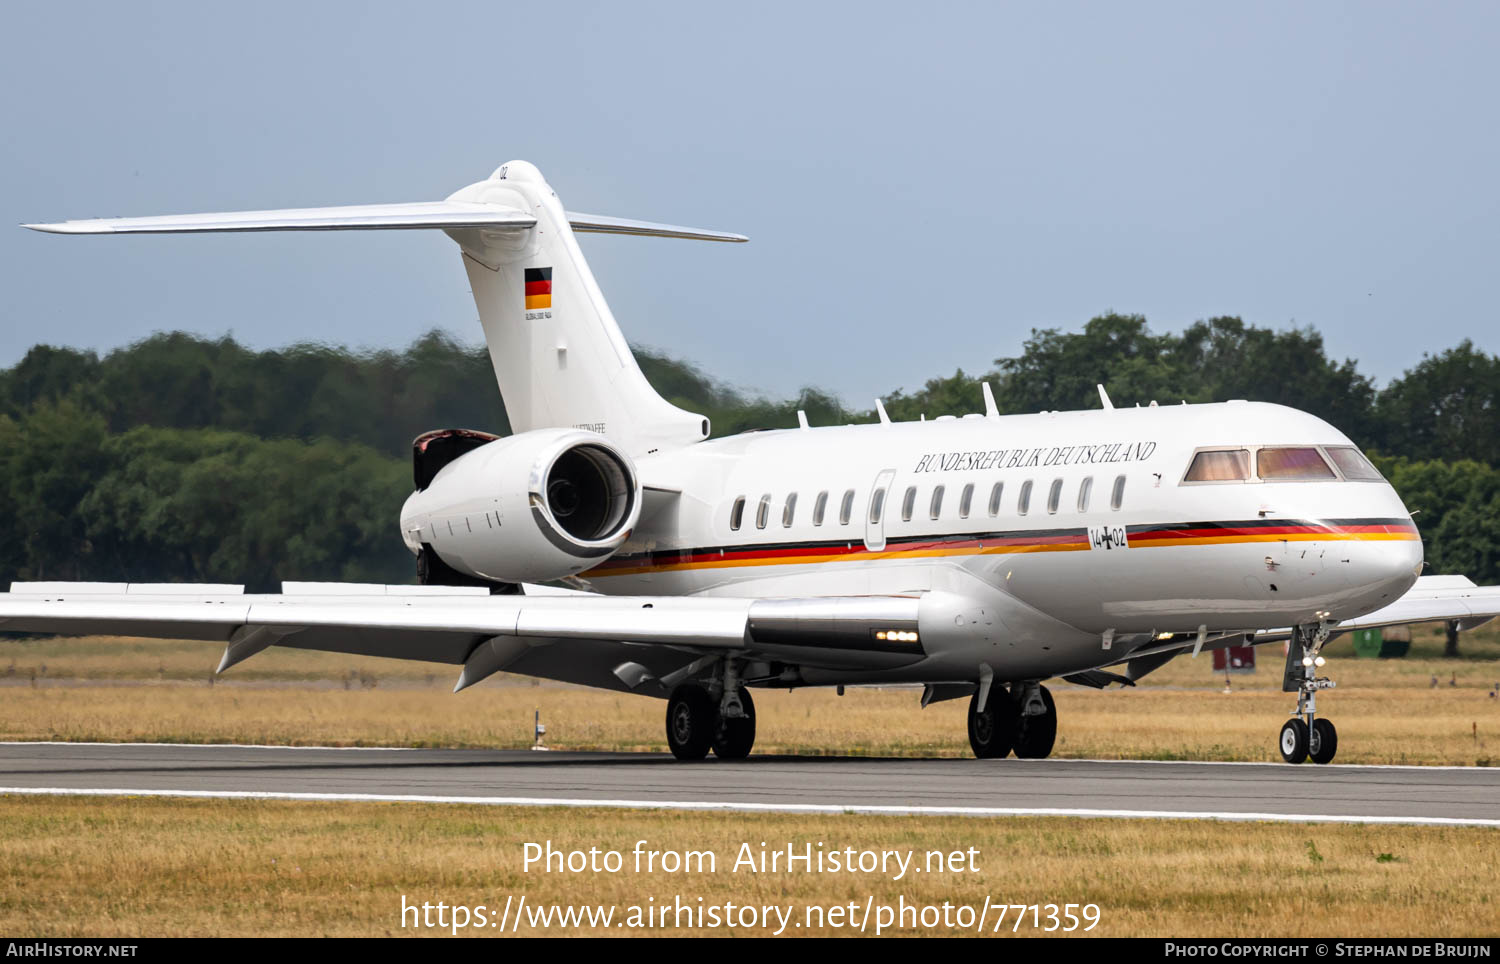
[1184,449,1251,482]
[1325,446,1384,481]
[1258,447,1335,480]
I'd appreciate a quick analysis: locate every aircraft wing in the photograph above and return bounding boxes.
[0,582,921,695]
[1082,573,1500,682]
[1229,574,1500,650]
[1332,575,1500,633]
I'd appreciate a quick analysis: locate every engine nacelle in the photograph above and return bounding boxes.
[400,428,640,584]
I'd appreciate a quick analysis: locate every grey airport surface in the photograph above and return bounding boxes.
[1,743,1496,826]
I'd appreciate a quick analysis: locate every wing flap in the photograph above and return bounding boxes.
[0,582,926,680]
[0,588,754,650]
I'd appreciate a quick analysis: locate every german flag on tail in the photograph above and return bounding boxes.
[524,267,552,310]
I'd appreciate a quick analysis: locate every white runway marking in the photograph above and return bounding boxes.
[0,741,1486,772]
[0,740,424,751]
[3,785,1499,828]
[0,746,1494,779]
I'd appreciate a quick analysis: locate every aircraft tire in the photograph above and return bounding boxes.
[666,684,715,760]
[1309,718,1338,765]
[968,690,1018,759]
[1279,718,1309,764]
[712,687,756,760]
[1013,685,1057,759]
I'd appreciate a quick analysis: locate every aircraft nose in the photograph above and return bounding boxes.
[1354,535,1423,605]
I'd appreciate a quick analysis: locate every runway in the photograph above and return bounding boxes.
[2,742,1498,826]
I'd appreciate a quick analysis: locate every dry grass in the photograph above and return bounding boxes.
[0,795,1494,937]
[3,678,1499,765]
[2,626,1496,937]
[4,618,1491,684]
[0,622,1496,763]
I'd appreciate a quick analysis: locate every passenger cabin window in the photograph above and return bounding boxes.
[782,492,798,527]
[756,494,771,529]
[1326,446,1384,481]
[1018,480,1033,515]
[959,483,974,519]
[1047,478,1063,514]
[930,485,945,520]
[1184,449,1252,482]
[1111,474,1126,510]
[839,489,855,525]
[1258,447,1335,480]
[1077,476,1093,512]
[987,482,1004,517]
[901,486,917,522]
[869,487,887,524]
[812,490,829,525]
[729,496,745,531]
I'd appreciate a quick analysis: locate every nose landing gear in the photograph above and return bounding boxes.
[1280,622,1339,764]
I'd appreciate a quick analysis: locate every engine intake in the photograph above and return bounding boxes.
[400,428,641,584]
[530,442,638,552]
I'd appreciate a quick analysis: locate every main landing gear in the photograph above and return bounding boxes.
[968,682,1057,759]
[1279,622,1339,764]
[665,661,756,761]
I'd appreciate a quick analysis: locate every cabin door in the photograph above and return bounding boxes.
[864,469,896,552]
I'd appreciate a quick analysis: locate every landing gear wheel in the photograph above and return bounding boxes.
[968,689,1019,759]
[1279,718,1309,764]
[666,684,715,760]
[1281,622,1339,765]
[712,687,756,760]
[1309,718,1338,765]
[1013,685,1057,760]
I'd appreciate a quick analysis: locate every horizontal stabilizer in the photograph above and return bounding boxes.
[23,204,745,242]
[22,201,538,235]
[565,212,746,242]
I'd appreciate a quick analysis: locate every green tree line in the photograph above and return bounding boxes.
[0,314,1496,587]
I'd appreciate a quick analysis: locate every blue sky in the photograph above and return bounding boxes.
[3,1,1496,405]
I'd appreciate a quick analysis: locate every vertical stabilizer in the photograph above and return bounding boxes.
[22,159,742,456]
[444,161,714,456]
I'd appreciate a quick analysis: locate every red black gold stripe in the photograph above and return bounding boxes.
[524,266,552,310]
[1126,518,1419,548]
[582,518,1418,578]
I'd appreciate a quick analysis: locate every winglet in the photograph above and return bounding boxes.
[875,398,891,425]
[981,382,1000,419]
[1097,384,1115,411]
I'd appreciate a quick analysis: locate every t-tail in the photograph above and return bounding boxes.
[23,159,746,456]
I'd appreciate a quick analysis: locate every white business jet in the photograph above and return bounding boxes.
[9,160,1499,764]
